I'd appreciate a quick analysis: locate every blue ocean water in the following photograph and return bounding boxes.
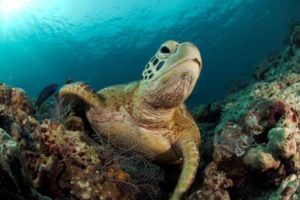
[0,0,300,107]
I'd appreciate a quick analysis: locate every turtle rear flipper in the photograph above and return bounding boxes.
[170,136,200,200]
[59,82,103,108]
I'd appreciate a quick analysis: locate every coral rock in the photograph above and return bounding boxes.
[0,128,49,200]
[33,120,132,199]
[189,25,300,200]
[243,147,280,171]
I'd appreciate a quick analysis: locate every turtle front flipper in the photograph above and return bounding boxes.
[170,136,200,200]
[59,82,103,108]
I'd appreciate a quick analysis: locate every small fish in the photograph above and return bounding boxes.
[65,77,73,84]
[35,83,58,108]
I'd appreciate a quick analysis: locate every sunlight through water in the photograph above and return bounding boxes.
[0,0,300,106]
[0,0,29,20]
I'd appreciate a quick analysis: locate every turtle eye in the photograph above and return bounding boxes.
[160,46,171,54]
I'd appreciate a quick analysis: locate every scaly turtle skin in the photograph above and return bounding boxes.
[59,40,202,200]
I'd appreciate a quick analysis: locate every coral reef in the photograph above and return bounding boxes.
[32,119,132,199]
[189,26,300,199]
[1,25,300,200]
[0,83,161,200]
[0,128,49,200]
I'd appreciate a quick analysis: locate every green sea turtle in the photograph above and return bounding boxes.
[59,40,202,200]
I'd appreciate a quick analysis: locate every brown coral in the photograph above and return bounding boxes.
[35,120,103,166]
[0,83,12,105]
[32,119,133,199]
[188,162,232,200]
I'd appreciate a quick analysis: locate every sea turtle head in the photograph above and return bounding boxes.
[140,40,202,109]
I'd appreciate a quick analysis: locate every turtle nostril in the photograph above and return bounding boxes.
[160,46,171,54]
